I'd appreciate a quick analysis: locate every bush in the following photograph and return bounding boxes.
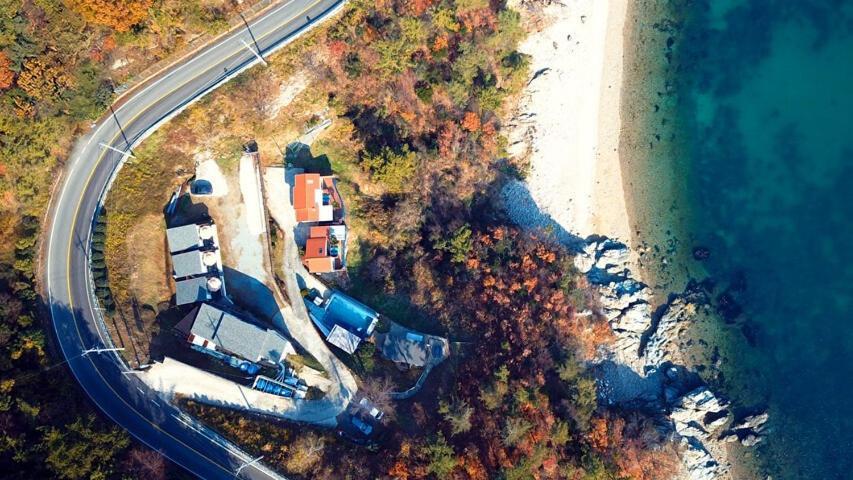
[355,342,376,373]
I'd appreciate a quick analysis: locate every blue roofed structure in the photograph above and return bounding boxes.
[307,292,379,354]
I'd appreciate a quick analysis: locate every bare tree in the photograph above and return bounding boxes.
[360,375,396,421]
[285,433,325,474]
[124,446,167,480]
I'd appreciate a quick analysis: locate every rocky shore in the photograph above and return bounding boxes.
[575,238,768,479]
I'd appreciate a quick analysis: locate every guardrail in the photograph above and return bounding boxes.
[77,3,349,478]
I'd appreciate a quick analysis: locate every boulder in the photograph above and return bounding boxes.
[705,415,730,432]
[644,298,697,367]
[681,440,725,480]
[573,252,595,274]
[678,387,729,414]
[595,245,630,270]
[674,420,709,439]
[732,412,769,432]
[741,434,763,447]
[612,302,652,333]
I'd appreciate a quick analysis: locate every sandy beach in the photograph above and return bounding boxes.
[504,0,633,255]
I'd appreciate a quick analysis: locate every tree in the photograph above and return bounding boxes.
[123,446,167,480]
[462,111,481,132]
[285,433,325,475]
[425,435,457,479]
[359,145,417,194]
[439,397,473,435]
[67,0,153,32]
[17,55,74,102]
[355,341,376,373]
[360,376,395,421]
[0,51,13,90]
[434,224,472,263]
[42,414,130,479]
[502,416,532,446]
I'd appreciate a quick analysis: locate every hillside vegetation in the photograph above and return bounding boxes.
[134,0,684,478]
[0,0,257,477]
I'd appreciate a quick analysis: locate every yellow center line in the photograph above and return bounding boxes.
[61,0,332,474]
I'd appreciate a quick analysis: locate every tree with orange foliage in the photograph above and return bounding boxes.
[388,460,410,480]
[17,55,74,101]
[67,0,153,32]
[462,111,481,132]
[0,52,14,90]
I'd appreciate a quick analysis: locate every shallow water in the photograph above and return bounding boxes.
[672,0,853,477]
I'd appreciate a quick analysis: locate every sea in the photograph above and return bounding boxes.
[623,0,853,478]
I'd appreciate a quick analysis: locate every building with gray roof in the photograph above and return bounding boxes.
[188,303,294,365]
[171,250,208,279]
[175,276,216,305]
[167,224,203,253]
[166,222,225,305]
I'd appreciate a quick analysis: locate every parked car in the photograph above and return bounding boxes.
[359,397,384,420]
[351,416,373,435]
[191,179,213,195]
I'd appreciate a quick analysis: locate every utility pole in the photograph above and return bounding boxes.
[239,13,267,66]
[98,143,136,158]
[81,347,124,357]
[240,38,268,67]
[108,105,133,151]
[235,455,264,477]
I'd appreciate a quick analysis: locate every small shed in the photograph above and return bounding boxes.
[326,324,361,354]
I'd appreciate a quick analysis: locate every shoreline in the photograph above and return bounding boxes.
[503,1,766,479]
[503,0,635,256]
[616,3,768,479]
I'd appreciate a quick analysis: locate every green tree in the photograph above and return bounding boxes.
[42,414,130,479]
[434,224,473,263]
[503,416,532,446]
[359,145,417,194]
[439,397,473,435]
[425,435,457,479]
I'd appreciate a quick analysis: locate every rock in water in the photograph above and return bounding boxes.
[693,246,711,260]
[733,412,769,432]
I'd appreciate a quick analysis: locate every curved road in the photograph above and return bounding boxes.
[44,1,344,478]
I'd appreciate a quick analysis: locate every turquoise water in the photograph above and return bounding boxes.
[674,1,853,477]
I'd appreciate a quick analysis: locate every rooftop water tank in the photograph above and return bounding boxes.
[207,276,222,292]
[198,225,214,240]
[202,251,218,266]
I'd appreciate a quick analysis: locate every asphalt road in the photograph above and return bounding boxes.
[44,1,345,478]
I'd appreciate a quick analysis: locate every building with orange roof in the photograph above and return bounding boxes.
[293,173,337,223]
[301,225,347,274]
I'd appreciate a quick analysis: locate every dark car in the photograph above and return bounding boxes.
[191,179,213,195]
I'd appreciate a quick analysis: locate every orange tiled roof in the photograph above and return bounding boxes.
[304,257,335,273]
[304,237,328,259]
[294,174,321,222]
[309,226,330,238]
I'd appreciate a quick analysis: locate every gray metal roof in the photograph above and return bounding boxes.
[191,303,292,364]
[166,224,202,253]
[172,250,206,279]
[379,332,428,367]
[326,324,361,354]
[175,277,212,305]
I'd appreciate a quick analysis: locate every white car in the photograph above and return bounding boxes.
[359,397,383,420]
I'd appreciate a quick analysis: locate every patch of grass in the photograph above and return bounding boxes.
[102,128,194,365]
